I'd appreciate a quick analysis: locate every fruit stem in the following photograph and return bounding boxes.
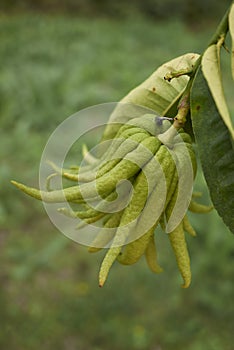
[164,68,194,82]
[173,92,190,129]
[157,124,178,146]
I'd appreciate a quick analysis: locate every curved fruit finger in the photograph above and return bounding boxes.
[168,221,191,288]
[145,233,163,273]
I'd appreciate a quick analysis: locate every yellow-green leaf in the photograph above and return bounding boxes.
[102,53,200,141]
[121,53,199,115]
[202,44,234,139]
[229,3,234,80]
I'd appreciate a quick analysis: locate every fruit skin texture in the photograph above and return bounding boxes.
[98,124,202,288]
[144,234,163,273]
[117,144,176,266]
[168,221,191,288]
[11,112,212,289]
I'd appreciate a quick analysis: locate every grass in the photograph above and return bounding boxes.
[0,13,233,350]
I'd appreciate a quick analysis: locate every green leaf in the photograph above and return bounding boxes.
[122,53,199,114]
[191,66,234,233]
[229,3,234,80]
[102,53,200,140]
[201,44,234,139]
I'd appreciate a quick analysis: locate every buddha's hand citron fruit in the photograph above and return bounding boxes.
[12,112,211,289]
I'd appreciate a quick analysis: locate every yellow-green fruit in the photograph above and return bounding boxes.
[183,214,197,237]
[117,143,177,265]
[145,234,163,273]
[88,210,123,253]
[168,221,191,288]
[97,134,164,285]
[164,139,195,288]
[189,200,213,213]
[99,246,122,287]
[117,226,155,265]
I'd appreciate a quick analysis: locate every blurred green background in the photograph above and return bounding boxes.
[0,1,233,349]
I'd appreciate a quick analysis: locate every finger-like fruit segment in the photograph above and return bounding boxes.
[183,215,197,237]
[99,246,122,287]
[88,210,123,253]
[145,234,163,273]
[189,200,213,213]
[117,227,154,265]
[168,221,191,288]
